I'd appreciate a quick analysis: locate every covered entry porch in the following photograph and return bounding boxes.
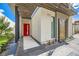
[15,3,75,47]
[15,3,76,56]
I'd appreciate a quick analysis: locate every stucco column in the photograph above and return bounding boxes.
[68,16,73,37]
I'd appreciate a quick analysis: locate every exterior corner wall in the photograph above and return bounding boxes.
[40,7,55,44]
[32,7,55,44]
[32,7,42,42]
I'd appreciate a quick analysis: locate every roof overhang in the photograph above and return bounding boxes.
[15,3,76,18]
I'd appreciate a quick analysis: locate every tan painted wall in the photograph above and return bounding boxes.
[56,12,69,40]
[56,12,72,39]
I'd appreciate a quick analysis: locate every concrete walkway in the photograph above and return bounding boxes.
[23,36,40,50]
[16,36,67,56]
[18,42,66,56]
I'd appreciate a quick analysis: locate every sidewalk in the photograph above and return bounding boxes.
[52,34,79,56]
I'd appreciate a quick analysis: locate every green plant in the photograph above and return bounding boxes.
[0,16,14,53]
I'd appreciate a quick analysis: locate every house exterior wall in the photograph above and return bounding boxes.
[19,7,73,43]
[40,7,55,44]
[32,7,41,42]
[32,7,73,43]
[17,4,74,44]
[32,7,55,44]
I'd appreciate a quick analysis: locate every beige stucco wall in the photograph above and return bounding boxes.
[32,7,41,42]
[40,7,55,43]
[56,12,69,40]
[32,7,55,44]
[56,12,72,38]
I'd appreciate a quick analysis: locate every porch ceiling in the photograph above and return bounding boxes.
[16,3,76,18]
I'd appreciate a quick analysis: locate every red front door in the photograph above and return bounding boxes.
[23,24,30,36]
